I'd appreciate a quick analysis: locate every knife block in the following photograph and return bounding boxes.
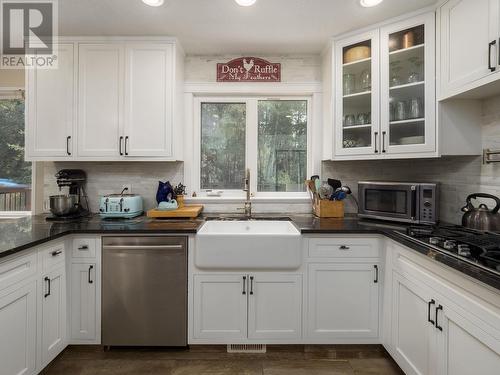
[313,199,344,218]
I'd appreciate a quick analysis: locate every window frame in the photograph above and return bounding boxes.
[0,87,33,217]
[193,95,312,199]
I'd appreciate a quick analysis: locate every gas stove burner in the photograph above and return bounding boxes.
[429,237,442,245]
[397,225,500,276]
[443,240,457,250]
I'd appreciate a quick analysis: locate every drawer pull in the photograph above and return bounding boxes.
[51,250,62,257]
[427,299,435,325]
[435,305,443,331]
[249,276,254,295]
[339,245,350,250]
[242,276,246,295]
[374,265,379,283]
[78,245,89,251]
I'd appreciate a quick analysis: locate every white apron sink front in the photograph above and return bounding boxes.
[195,220,301,270]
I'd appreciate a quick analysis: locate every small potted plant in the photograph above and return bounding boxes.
[173,183,187,208]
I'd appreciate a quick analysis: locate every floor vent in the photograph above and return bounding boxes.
[227,344,267,353]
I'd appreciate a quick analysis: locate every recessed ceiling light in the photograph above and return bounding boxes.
[360,0,383,7]
[142,0,164,7]
[235,0,257,6]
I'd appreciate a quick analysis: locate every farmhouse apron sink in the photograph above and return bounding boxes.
[195,220,301,270]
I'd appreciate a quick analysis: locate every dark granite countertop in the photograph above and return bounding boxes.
[1,213,499,291]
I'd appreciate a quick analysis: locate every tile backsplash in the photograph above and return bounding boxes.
[42,161,183,213]
[323,95,500,224]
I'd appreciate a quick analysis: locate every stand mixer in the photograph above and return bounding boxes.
[47,169,90,221]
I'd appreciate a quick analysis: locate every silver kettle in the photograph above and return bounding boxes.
[461,193,500,232]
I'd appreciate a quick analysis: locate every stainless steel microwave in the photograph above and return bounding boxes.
[358,181,439,224]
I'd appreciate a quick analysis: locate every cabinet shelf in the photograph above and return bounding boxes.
[343,57,371,67]
[389,43,424,56]
[343,124,372,130]
[390,81,425,91]
[343,90,371,99]
[389,118,425,125]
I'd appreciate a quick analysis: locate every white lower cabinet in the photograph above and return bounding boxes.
[70,263,97,341]
[193,274,247,340]
[193,273,302,342]
[307,263,380,340]
[39,265,67,368]
[0,280,37,375]
[390,267,500,375]
[391,271,435,375]
[247,274,302,340]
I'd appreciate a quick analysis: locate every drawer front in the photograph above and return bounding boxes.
[0,251,38,291]
[40,242,65,271]
[308,237,380,258]
[72,238,97,259]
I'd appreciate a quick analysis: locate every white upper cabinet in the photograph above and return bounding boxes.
[26,43,75,159]
[333,12,436,160]
[77,43,124,158]
[335,30,380,157]
[439,0,500,99]
[124,44,174,157]
[25,38,184,161]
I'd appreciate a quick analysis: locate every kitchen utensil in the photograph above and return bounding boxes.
[343,73,356,95]
[332,191,347,201]
[49,194,80,216]
[461,193,500,232]
[327,179,342,191]
[343,45,370,64]
[315,178,321,192]
[318,183,334,200]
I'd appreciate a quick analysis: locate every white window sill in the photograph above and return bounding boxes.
[0,211,32,219]
[185,196,311,204]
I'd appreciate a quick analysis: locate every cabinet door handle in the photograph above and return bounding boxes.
[382,131,387,153]
[489,40,497,72]
[119,136,124,156]
[124,136,129,156]
[373,265,379,283]
[435,304,443,331]
[427,299,435,325]
[88,265,94,284]
[66,136,71,156]
[44,277,51,298]
[339,245,350,250]
[51,250,62,257]
[78,245,89,251]
[250,276,254,295]
[242,276,246,295]
[374,132,379,153]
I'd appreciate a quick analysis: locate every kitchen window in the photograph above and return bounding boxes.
[196,97,310,198]
[0,89,32,215]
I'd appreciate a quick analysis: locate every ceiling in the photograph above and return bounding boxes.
[59,0,437,55]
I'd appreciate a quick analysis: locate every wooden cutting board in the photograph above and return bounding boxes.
[147,205,203,219]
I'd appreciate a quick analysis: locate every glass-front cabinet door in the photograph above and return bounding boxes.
[380,13,436,154]
[335,30,379,156]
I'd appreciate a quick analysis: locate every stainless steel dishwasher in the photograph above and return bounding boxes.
[102,236,187,347]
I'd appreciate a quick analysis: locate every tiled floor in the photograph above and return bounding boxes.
[41,345,404,374]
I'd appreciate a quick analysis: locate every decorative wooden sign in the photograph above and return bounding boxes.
[217,57,281,82]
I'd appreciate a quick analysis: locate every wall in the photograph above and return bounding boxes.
[322,95,500,224]
[41,161,183,213]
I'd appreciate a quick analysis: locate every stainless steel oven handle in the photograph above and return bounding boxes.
[102,245,183,251]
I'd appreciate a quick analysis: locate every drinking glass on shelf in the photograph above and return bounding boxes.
[407,56,423,83]
[357,113,368,125]
[394,100,407,121]
[359,69,371,91]
[390,61,402,87]
[344,114,355,126]
[343,74,356,95]
[408,98,423,119]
